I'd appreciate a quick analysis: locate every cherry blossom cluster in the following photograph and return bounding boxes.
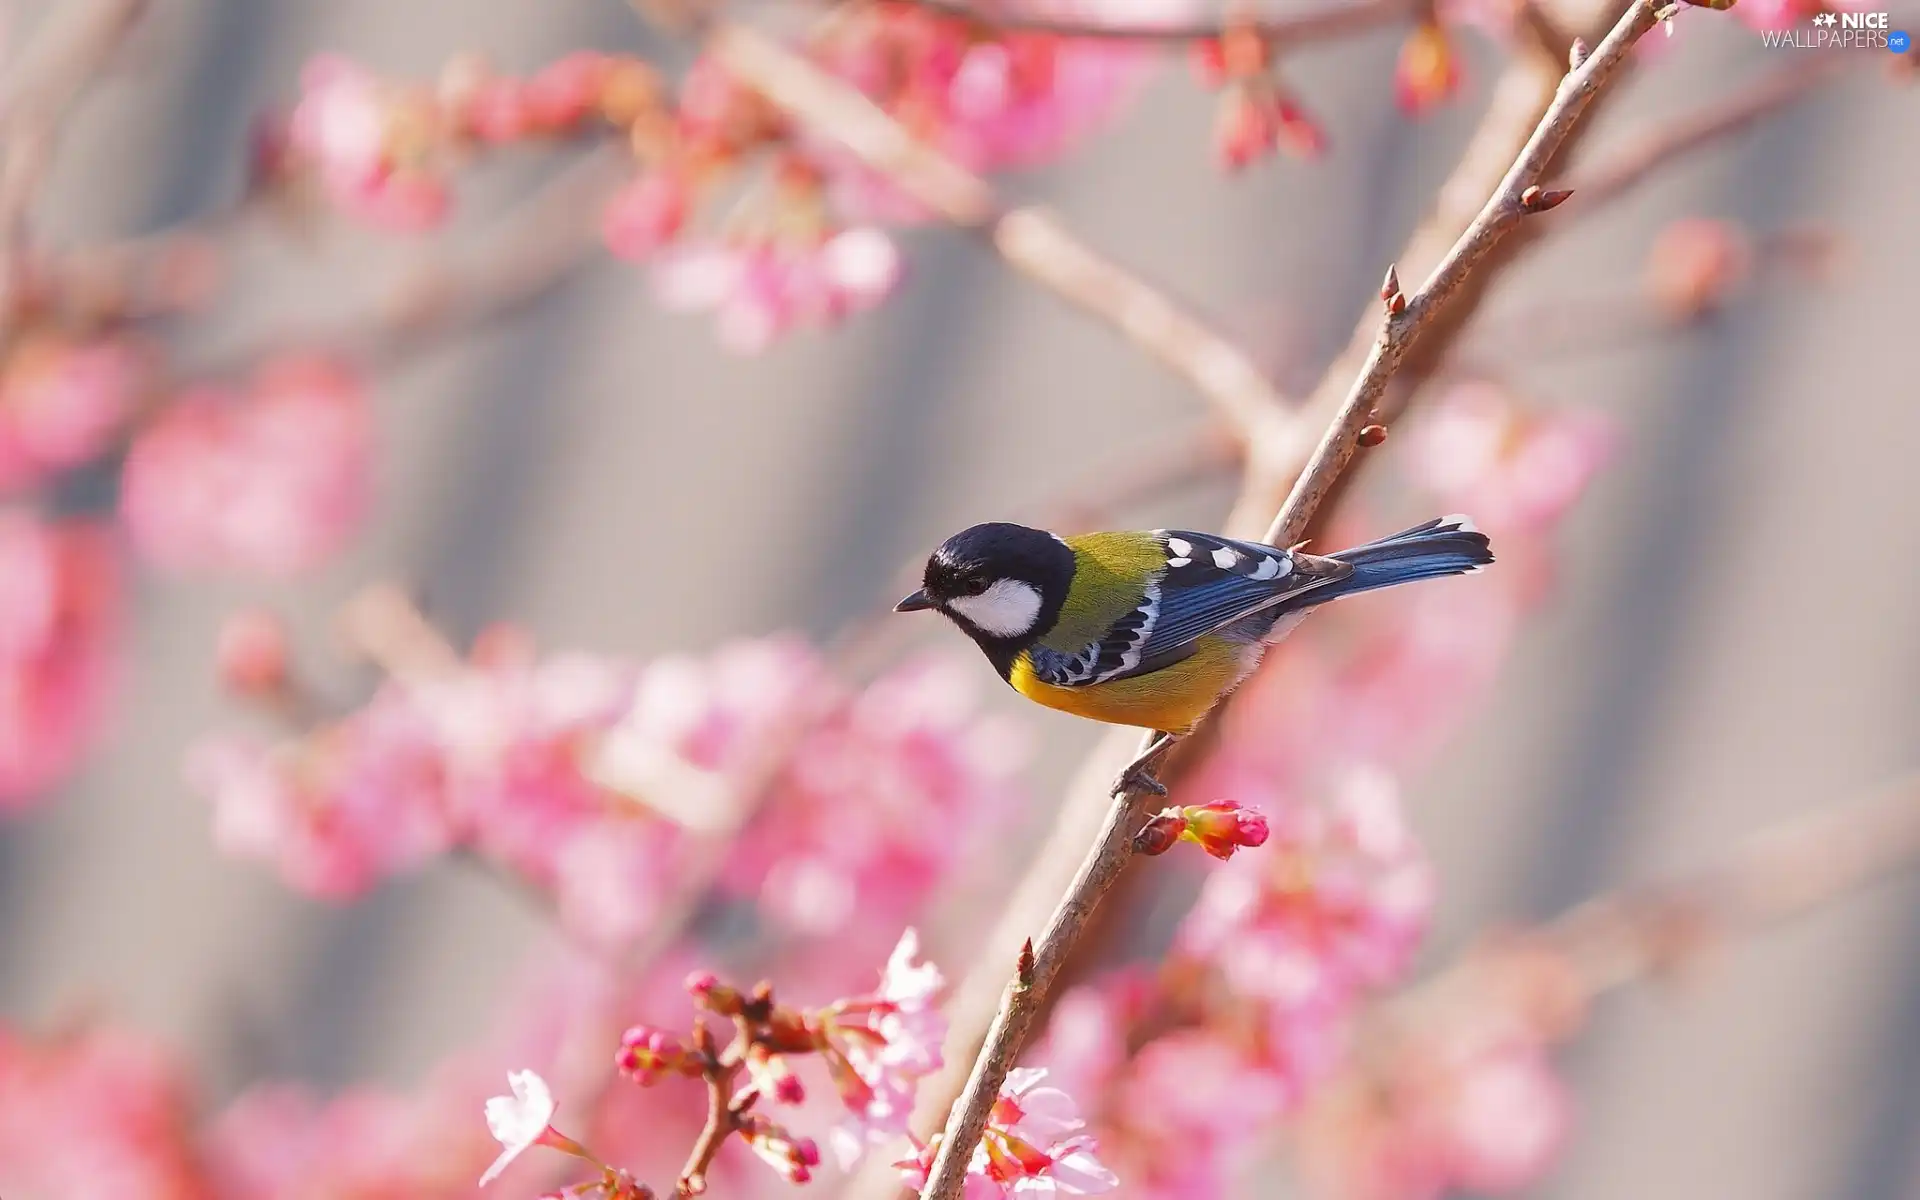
[189,630,1024,957]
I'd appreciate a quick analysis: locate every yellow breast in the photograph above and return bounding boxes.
[1008,636,1257,735]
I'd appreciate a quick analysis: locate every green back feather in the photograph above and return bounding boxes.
[1041,531,1166,651]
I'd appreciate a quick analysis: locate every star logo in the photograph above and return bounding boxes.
[1813,12,1837,25]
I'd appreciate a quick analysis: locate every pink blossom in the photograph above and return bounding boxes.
[726,652,1027,947]
[1406,385,1614,538]
[819,927,950,1166]
[0,334,148,493]
[214,607,291,698]
[0,514,120,811]
[649,230,903,353]
[186,689,455,899]
[286,55,451,230]
[0,1023,205,1200]
[896,1068,1118,1197]
[121,356,373,576]
[481,1069,562,1184]
[815,1,1167,182]
[206,1084,443,1198]
[601,172,690,263]
[1299,1022,1571,1200]
[1103,1031,1301,1195]
[1179,768,1434,1023]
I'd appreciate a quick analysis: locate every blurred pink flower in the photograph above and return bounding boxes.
[1300,1020,1571,1200]
[0,514,119,811]
[649,229,903,353]
[206,1084,443,1199]
[121,356,373,576]
[0,1023,205,1200]
[214,606,292,699]
[287,55,451,231]
[0,334,148,494]
[1406,384,1614,538]
[1180,768,1434,1025]
[726,652,1027,948]
[1393,23,1461,115]
[187,690,455,899]
[602,172,691,263]
[819,0,1170,180]
[1103,1030,1299,1196]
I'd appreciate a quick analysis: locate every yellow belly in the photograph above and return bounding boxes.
[1008,636,1256,734]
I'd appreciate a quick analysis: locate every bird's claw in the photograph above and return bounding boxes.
[1113,763,1169,798]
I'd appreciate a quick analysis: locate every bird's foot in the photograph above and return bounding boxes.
[1112,732,1179,798]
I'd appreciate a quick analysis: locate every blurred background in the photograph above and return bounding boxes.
[0,0,1916,1197]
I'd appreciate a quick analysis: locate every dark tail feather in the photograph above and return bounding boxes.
[1318,514,1493,600]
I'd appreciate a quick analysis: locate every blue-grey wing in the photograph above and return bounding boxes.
[1025,531,1349,688]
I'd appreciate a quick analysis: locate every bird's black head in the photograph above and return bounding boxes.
[895,522,1075,658]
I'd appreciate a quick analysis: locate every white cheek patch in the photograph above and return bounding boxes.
[947,580,1044,638]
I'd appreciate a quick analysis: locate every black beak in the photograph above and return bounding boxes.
[894,589,934,613]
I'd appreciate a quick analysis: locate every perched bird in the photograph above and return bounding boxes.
[895,516,1492,741]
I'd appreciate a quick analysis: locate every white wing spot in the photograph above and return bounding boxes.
[1211,547,1239,570]
[1251,555,1285,581]
[1166,537,1192,558]
[1167,557,1191,568]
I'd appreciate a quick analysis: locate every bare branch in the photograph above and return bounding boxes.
[1569,55,1850,214]
[1545,774,1920,997]
[911,2,1677,1195]
[1367,772,1920,1062]
[705,22,1294,444]
[1258,0,1660,548]
[0,0,150,317]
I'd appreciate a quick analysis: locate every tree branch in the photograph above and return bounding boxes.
[1568,54,1850,214]
[705,22,1294,445]
[0,0,150,321]
[1260,1,1657,548]
[1367,773,1920,1063]
[883,0,1413,44]
[911,2,1676,1196]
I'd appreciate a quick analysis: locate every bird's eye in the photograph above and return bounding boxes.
[961,577,992,597]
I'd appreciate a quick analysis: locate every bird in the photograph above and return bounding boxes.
[894,516,1492,786]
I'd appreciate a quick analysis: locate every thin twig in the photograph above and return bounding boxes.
[1261,0,1658,548]
[0,0,150,320]
[1544,773,1920,996]
[1568,54,1851,214]
[1370,772,1920,1053]
[912,2,1673,1195]
[706,22,1295,445]
[885,0,1413,43]
[184,147,625,383]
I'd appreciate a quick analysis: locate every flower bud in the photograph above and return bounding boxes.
[1180,800,1271,860]
[216,608,291,698]
[615,1025,701,1085]
[685,971,746,1015]
[1394,22,1460,115]
[739,1114,821,1184]
[744,1043,807,1105]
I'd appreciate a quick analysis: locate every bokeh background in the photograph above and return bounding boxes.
[1,1,1917,1197]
